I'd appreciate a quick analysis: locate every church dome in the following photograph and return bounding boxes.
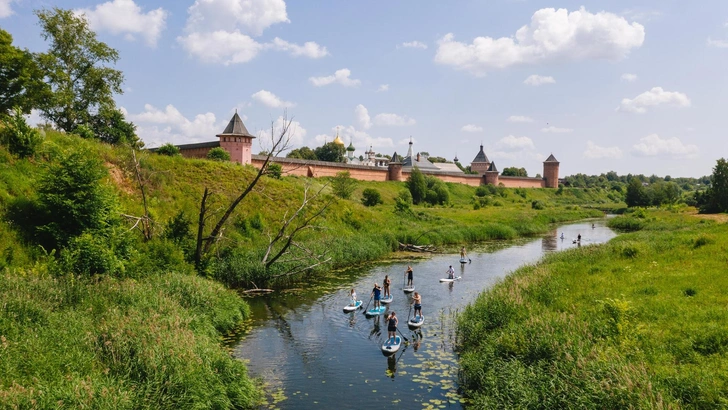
[332,133,345,146]
[347,142,355,151]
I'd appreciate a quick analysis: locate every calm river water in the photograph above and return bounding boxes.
[233,220,616,409]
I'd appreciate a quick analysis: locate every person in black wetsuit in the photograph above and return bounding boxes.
[405,266,414,287]
[386,311,398,342]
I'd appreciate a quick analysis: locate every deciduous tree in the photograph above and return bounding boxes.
[0,29,48,115]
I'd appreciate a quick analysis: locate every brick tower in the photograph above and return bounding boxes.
[388,151,403,181]
[484,161,499,186]
[217,112,256,165]
[470,144,491,176]
[543,154,560,188]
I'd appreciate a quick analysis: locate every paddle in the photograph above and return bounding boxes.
[362,296,373,315]
[407,303,412,322]
[397,327,409,342]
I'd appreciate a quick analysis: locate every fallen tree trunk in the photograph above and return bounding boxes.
[399,243,437,252]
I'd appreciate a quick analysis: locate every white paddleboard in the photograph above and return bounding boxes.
[366,305,387,316]
[408,315,424,328]
[381,336,402,354]
[343,300,362,312]
[459,258,468,264]
[403,286,415,293]
[439,276,462,283]
[380,295,394,304]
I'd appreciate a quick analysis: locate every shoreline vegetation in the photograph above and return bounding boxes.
[457,209,728,408]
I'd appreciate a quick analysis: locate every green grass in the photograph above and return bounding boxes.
[457,210,728,408]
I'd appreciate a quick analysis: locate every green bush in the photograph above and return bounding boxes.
[0,107,43,158]
[394,189,413,214]
[266,162,282,179]
[332,171,356,199]
[206,146,230,161]
[156,143,180,156]
[531,200,545,210]
[361,188,383,207]
[475,186,489,197]
[607,216,645,232]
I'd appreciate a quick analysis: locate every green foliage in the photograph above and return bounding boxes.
[314,142,345,162]
[88,106,139,146]
[0,107,43,158]
[331,171,356,199]
[531,200,545,210]
[206,146,230,161]
[73,123,95,139]
[286,146,317,160]
[266,162,282,179]
[625,177,648,207]
[37,148,118,248]
[501,166,528,177]
[608,215,646,232]
[60,231,131,277]
[406,166,427,205]
[0,29,48,115]
[394,189,413,214]
[156,143,180,156]
[422,175,450,205]
[361,187,383,207]
[474,185,489,197]
[698,158,728,213]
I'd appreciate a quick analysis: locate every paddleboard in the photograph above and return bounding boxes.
[343,300,362,312]
[439,276,462,283]
[408,315,424,328]
[380,295,394,304]
[365,305,387,316]
[403,286,415,293]
[381,335,402,354]
[459,257,468,264]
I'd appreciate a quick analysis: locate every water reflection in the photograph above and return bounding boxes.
[369,315,381,338]
[541,230,558,252]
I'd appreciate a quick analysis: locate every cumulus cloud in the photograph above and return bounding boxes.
[618,87,691,113]
[316,125,393,150]
[75,0,167,47]
[179,30,263,64]
[309,68,361,87]
[399,41,428,49]
[257,116,307,146]
[707,37,728,48]
[541,125,573,133]
[374,113,416,126]
[434,7,645,75]
[461,124,483,132]
[524,75,555,86]
[251,90,295,108]
[377,84,389,92]
[631,134,699,158]
[128,103,225,146]
[621,73,637,81]
[496,135,535,150]
[583,141,623,159]
[185,0,288,36]
[355,104,372,130]
[507,115,534,123]
[0,0,15,18]
[269,37,329,58]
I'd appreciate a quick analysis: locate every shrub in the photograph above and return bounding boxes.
[361,188,383,207]
[331,171,356,199]
[266,163,282,179]
[531,200,545,210]
[607,216,645,232]
[406,167,427,204]
[0,107,44,158]
[394,189,413,214]
[206,147,230,161]
[683,288,697,297]
[475,186,489,197]
[156,143,180,156]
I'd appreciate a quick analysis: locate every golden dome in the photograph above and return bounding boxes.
[332,133,345,146]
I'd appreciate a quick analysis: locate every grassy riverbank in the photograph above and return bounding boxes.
[457,209,728,408]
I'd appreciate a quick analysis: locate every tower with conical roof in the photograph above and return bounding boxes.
[470,144,491,176]
[388,150,403,181]
[543,154,560,188]
[217,111,256,165]
[484,161,499,186]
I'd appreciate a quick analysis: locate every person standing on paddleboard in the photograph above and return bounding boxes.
[371,283,382,309]
[460,247,467,259]
[446,265,455,279]
[383,275,391,298]
[386,311,398,342]
[405,266,414,287]
[350,288,357,306]
[412,292,422,318]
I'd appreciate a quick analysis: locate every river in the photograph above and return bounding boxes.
[232,220,616,409]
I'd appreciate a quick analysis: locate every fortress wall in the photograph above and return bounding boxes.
[416,172,482,186]
[498,176,545,188]
[251,157,390,181]
[179,146,213,159]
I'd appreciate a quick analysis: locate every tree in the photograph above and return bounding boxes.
[361,188,383,206]
[0,107,43,158]
[207,147,230,161]
[406,166,427,205]
[331,171,356,199]
[34,8,124,133]
[0,29,48,115]
[156,143,180,156]
[314,142,345,162]
[625,178,648,208]
[502,167,528,177]
[88,106,140,146]
[287,146,317,160]
[699,158,728,213]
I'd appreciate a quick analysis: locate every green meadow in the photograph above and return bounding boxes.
[457,210,728,408]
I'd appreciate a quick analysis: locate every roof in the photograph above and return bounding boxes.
[434,163,464,174]
[346,142,355,151]
[472,145,490,163]
[390,151,401,163]
[153,140,219,151]
[402,153,440,170]
[544,154,559,163]
[217,112,255,138]
[487,162,498,172]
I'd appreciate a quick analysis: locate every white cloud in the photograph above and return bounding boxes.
[434,7,645,76]
[507,115,534,123]
[707,37,728,48]
[621,73,637,82]
[128,104,224,146]
[309,68,361,87]
[399,41,428,49]
[185,0,288,36]
[461,124,483,132]
[496,135,535,150]
[583,141,623,159]
[621,8,662,22]
[631,134,699,158]
[316,125,393,151]
[0,0,15,18]
[269,37,329,58]
[374,113,416,126]
[618,87,691,113]
[178,30,263,64]
[251,89,295,108]
[523,75,555,86]
[75,0,167,47]
[541,125,573,133]
[377,84,389,92]
[355,104,372,130]
[257,116,307,146]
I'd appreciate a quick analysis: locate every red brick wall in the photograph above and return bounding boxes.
[180,147,212,159]
[498,176,545,188]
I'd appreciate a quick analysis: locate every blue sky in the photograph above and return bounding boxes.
[3,0,727,178]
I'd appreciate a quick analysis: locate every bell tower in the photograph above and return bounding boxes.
[217,111,256,165]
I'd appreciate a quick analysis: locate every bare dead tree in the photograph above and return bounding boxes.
[194,113,295,267]
[120,149,154,240]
